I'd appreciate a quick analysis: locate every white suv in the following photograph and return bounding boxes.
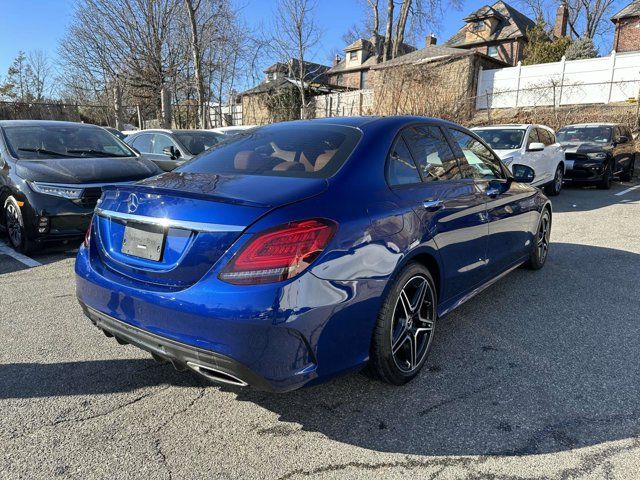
[472,124,566,196]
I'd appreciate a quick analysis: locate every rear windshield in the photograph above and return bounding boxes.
[474,129,525,150]
[557,126,612,144]
[178,124,362,178]
[3,124,135,160]
[174,131,224,155]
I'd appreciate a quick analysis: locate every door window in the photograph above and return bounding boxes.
[448,129,504,180]
[130,134,152,153]
[402,126,461,181]
[153,134,179,155]
[386,136,421,186]
[537,128,553,146]
[526,128,540,149]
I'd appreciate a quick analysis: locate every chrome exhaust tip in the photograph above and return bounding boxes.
[186,361,248,387]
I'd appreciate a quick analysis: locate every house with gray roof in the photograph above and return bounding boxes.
[326,35,416,90]
[612,0,640,53]
[444,0,535,66]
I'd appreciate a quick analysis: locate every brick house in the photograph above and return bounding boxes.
[325,36,416,90]
[369,45,507,120]
[239,59,344,125]
[444,0,535,66]
[612,0,640,52]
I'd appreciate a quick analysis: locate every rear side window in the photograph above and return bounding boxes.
[131,134,152,153]
[526,128,540,148]
[402,126,461,181]
[386,137,421,186]
[178,124,361,179]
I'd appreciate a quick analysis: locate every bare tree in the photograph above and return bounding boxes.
[270,0,322,118]
[382,0,394,61]
[393,0,411,58]
[25,51,52,101]
[568,0,616,39]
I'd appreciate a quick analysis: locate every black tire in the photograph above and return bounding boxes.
[525,209,551,270]
[3,196,33,254]
[597,164,612,190]
[620,157,635,182]
[370,263,437,385]
[545,164,564,196]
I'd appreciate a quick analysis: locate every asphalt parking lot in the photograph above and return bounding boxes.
[1,179,640,479]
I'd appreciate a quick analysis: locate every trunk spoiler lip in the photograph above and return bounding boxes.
[100,183,271,208]
[94,207,246,233]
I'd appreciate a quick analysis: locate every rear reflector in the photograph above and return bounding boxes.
[219,219,337,285]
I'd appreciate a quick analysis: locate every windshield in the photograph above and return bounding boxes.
[178,124,361,179]
[174,131,225,155]
[557,126,612,144]
[3,124,135,160]
[474,129,525,150]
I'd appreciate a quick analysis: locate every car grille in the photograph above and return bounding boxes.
[79,187,103,209]
[564,152,589,161]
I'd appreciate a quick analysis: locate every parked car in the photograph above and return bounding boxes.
[76,117,551,392]
[472,124,565,196]
[103,126,128,140]
[556,123,636,188]
[125,129,225,171]
[0,120,161,253]
[210,125,257,137]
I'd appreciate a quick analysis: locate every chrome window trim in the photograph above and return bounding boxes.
[94,207,245,233]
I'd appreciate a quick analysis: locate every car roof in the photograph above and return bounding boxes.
[132,129,220,134]
[561,123,619,128]
[472,124,531,129]
[0,120,99,128]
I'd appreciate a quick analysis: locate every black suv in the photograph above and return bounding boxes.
[557,123,636,189]
[125,129,225,171]
[0,120,161,253]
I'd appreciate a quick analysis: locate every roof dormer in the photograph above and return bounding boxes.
[463,6,504,42]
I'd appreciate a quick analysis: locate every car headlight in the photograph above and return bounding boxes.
[587,152,607,160]
[29,182,84,199]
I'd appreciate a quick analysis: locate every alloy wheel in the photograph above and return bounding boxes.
[555,167,563,192]
[390,275,436,373]
[5,203,22,248]
[537,214,550,263]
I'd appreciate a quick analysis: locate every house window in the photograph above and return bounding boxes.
[360,70,368,89]
[470,20,485,32]
[267,72,276,82]
[349,51,358,60]
[487,45,499,58]
[336,74,343,86]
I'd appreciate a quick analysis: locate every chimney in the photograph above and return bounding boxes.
[554,2,568,38]
[426,34,437,47]
[333,54,341,66]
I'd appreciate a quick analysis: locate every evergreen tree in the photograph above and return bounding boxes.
[564,38,598,61]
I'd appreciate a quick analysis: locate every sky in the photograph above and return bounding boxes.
[0,0,621,84]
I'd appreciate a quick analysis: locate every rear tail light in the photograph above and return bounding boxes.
[219,219,337,285]
[84,218,92,247]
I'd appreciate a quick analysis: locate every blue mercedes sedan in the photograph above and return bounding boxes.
[76,116,551,392]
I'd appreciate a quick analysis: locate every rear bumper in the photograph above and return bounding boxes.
[80,302,274,390]
[75,243,385,392]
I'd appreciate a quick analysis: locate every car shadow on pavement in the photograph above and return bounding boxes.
[0,358,204,400]
[552,177,639,213]
[235,242,640,456]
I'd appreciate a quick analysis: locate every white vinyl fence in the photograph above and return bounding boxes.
[310,89,374,118]
[476,51,640,110]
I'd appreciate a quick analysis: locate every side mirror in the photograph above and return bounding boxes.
[616,136,629,145]
[527,142,545,152]
[512,164,535,183]
[162,146,179,159]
